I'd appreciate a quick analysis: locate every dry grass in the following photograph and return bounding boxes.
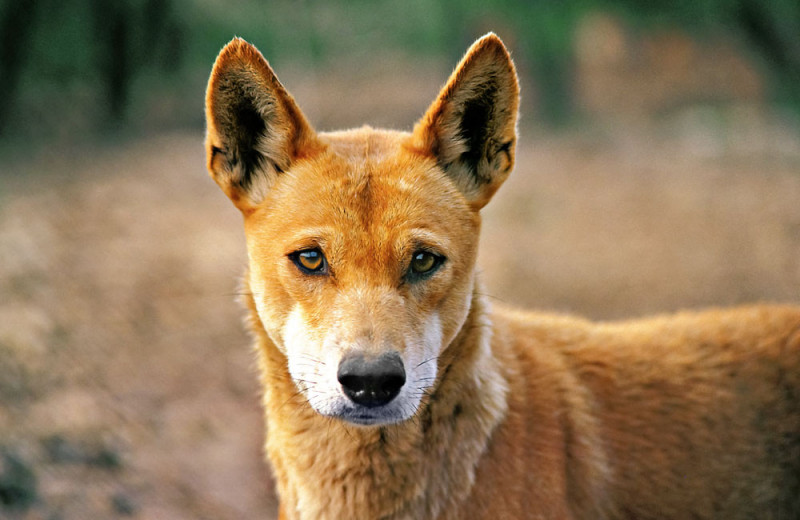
[481,117,800,318]
[0,136,271,519]
[1,94,799,518]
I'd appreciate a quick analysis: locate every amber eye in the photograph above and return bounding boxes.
[407,251,444,282]
[290,248,327,274]
[411,252,437,273]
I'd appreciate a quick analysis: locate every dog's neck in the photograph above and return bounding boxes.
[245,279,508,520]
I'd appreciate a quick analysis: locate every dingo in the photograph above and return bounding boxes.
[204,34,800,519]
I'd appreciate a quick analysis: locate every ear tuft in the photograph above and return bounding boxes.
[410,33,519,209]
[205,38,322,212]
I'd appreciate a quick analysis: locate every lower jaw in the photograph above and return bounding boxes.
[330,410,409,427]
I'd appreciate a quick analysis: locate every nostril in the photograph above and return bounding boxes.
[337,352,406,408]
[338,373,366,393]
[381,372,404,396]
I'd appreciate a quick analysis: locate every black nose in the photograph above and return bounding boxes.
[337,352,406,408]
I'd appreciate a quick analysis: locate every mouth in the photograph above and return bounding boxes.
[333,405,409,426]
[301,386,422,426]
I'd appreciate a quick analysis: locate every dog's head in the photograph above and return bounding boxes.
[205,34,518,426]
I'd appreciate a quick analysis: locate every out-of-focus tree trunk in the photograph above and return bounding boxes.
[0,1,38,136]
[92,0,131,123]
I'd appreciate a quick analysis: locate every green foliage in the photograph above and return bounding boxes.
[608,0,800,108]
[0,0,798,140]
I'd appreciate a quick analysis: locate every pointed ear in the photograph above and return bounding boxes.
[410,33,519,210]
[205,38,324,213]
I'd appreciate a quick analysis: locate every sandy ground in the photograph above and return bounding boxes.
[1,109,799,519]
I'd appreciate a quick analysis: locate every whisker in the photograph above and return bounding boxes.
[415,356,439,369]
[276,389,307,413]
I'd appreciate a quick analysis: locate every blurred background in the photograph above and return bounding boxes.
[1,1,799,518]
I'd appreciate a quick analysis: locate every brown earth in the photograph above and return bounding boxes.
[1,65,800,520]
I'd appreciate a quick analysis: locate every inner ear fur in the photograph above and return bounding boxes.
[410,33,520,210]
[205,38,323,212]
